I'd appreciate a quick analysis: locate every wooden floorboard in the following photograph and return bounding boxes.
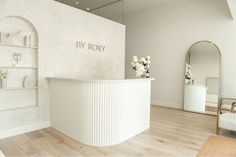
[0,105,236,157]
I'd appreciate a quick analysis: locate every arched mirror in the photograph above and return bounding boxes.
[184,41,221,115]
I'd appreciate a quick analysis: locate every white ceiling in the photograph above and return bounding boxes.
[54,0,176,13]
[124,0,176,14]
[54,0,120,11]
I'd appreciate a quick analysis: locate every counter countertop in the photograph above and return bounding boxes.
[46,77,155,83]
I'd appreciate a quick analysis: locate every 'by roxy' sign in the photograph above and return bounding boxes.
[76,41,106,52]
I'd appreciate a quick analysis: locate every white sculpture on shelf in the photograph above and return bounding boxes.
[0,30,32,47]
[23,75,35,88]
[18,30,32,47]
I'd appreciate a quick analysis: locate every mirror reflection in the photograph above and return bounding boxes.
[184,41,221,115]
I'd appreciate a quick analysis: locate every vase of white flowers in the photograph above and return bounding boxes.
[131,56,151,78]
[0,69,8,88]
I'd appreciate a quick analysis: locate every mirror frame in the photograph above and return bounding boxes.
[184,40,222,114]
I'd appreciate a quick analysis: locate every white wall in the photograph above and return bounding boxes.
[125,0,236,108]
[0,0,125,134]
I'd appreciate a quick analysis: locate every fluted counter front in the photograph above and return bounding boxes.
[47,77,154,147]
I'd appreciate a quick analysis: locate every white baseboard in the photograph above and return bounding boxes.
[0,121,51,139]
[151,100,183,109]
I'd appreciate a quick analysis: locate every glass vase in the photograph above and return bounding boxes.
[136,71,144,78]
[141,74,146,78]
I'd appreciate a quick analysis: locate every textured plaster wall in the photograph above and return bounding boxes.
[0,0,125,131]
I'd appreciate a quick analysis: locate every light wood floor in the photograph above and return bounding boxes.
[0,106,236,157]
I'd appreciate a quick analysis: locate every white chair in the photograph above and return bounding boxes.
[217,98,236,134]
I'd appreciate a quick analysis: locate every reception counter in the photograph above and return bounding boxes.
[47,77,154,146]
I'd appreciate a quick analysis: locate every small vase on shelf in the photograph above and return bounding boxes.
[141,74,146,78]
[0,79,7,88]
[0,69,8,88]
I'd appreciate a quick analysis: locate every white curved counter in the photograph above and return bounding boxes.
[47,77,154,147]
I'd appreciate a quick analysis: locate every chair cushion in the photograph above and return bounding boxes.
[219,113,236,131]
[221,104,230,109]
[221,104,236,110]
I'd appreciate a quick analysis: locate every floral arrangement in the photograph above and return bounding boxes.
[131,56,151,78]
[185,63,193,84]
[0,69,8,80]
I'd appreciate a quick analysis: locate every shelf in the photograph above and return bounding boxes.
[0,66,38,69]
[0,17,39,111]
[0,87,38,91]
[0,43,38,49]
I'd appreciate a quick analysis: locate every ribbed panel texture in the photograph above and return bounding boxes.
[49,80,151,146]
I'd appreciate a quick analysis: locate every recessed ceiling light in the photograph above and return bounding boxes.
[86,8,90,11]
[75,1,79,5]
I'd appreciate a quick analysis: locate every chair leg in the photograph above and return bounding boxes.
[216,127,220,135]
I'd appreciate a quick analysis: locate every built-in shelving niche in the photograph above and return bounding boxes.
[0,16,38,111]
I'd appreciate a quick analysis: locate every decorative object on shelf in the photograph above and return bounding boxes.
[18,30,32,47]
[0,31,12,44]
[0,30,33,46]
[13,53,22,66]
[131,56,151,78]
[146,69,150,78]
[23,75,35,88]
[0,69,8,88]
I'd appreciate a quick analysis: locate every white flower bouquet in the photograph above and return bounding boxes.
[131,56,151,78]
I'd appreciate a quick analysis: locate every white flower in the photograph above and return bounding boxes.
[137,64,145,71]
[133,56,138,62]
[140,57,146,62]
[135,64,145,76]
[134,62,139,67]
[131,55,151,76]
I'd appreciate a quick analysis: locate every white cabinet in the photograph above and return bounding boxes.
[184,84,206,112]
